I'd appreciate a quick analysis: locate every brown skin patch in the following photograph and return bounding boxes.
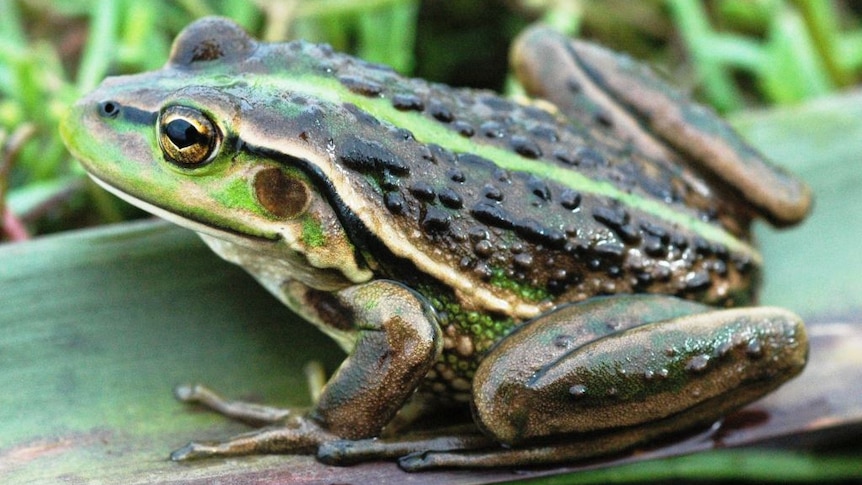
[253,168,311,219]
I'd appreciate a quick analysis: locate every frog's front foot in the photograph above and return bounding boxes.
[174,383,295,426]
[171,417,337,460]
[170,383,337,460]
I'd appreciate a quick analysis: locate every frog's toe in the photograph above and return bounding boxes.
[170,441,223,461]
[396,448,506,471]
[316,439,359,465]
[169,437,263,461]
[173,383,294,425]
[397,451,432,472]
[172,383,198,402]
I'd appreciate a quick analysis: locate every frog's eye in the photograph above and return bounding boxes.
[158,106,221,167]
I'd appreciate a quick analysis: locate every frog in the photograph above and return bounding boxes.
[60,17,812,470]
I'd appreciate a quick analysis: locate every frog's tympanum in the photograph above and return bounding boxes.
[62,17,812,470]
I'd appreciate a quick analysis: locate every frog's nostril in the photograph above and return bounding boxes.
[97,100,120,119]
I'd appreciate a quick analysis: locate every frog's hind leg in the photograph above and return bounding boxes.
[319,295,806,470]
[511,26,811,226]
[457,295,806,468]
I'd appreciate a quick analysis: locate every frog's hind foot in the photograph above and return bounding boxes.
[394,418,719,471]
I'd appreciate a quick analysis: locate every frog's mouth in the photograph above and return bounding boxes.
[86,173,280,248]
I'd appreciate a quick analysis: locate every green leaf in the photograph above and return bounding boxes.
[733,92,862,317]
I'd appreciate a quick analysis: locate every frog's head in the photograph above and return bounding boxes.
[61,17,372,285]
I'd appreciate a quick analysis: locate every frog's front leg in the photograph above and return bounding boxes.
[170,279,442,460]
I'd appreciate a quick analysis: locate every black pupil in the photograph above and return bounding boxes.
[166,119,204,149]
[98,101,118,117]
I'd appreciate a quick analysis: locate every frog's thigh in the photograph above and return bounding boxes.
[310,279,442,440]
[473,295,807,446]
[511,26,810,225]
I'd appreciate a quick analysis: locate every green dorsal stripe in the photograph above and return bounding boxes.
[266,74,757,260]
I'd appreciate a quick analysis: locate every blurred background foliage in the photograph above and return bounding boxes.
[2,0,862,241]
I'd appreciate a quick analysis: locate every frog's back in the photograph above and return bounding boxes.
[263,36,763,317]
[165,18,766,319]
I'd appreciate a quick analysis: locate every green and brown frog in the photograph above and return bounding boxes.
[61,17,811,470]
